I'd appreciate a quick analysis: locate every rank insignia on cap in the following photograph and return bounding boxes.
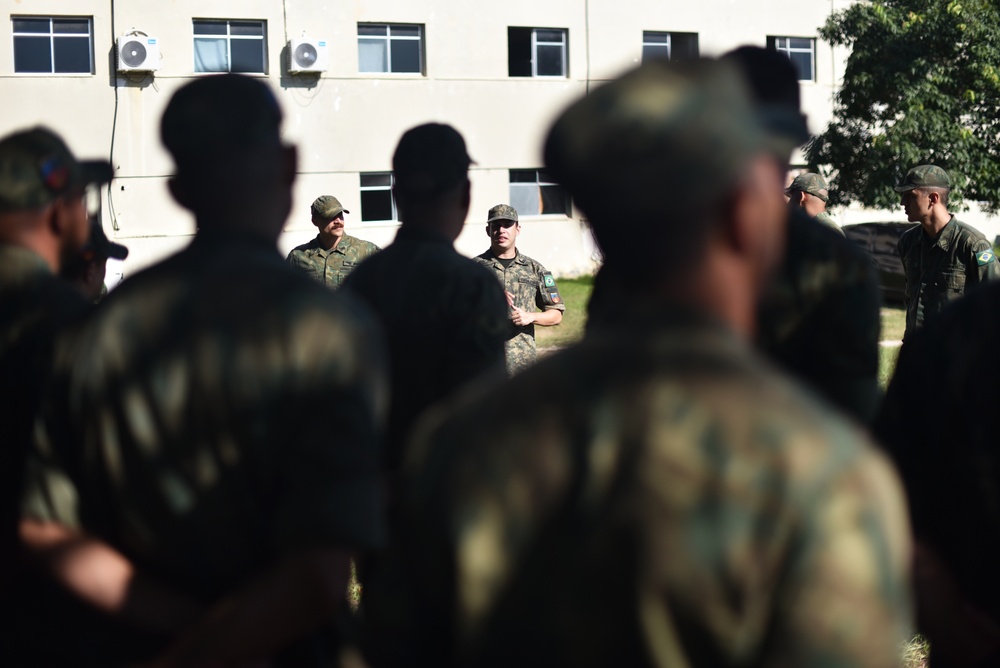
[978,250,995,266]
[550,293,560,303]
[543,274,555,287]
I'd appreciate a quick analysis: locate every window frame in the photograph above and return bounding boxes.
[641,30,699,63]
[769,36,816,82]
[508,27,568,79]
[359,172,398,223]
[12,16,94,75]
[508,169,571,217]
[357,23,424,75]
[192,18,268,75]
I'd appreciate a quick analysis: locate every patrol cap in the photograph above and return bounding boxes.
[311,195,349,219]
[786,172,829,202]
[894,165,951,192]
[161,74,283,175]
[82,218,129,261]
[392,123,473,202]
[0,127,113,212]
[487,204,518,224]
[544,58,765,226]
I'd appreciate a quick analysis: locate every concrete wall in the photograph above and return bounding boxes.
[2,0,882,283]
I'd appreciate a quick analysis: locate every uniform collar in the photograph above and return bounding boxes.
[308,233,353,255]
[483,248,524,266]
[929,215,958,251]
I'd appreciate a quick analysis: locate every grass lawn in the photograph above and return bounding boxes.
[535,275,594,349]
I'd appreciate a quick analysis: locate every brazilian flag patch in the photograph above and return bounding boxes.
[978,250,995,266]
[543,273,556,288]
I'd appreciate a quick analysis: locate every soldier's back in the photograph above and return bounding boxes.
[386,307,911,667]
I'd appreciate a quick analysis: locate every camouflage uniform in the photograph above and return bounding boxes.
[474,244,565,375]
[876,280,1000,664]
[786,172,843,236]
[380,307,912,668]
[22,229,388,665]
[286,233,380,288]
[756,208,882,424]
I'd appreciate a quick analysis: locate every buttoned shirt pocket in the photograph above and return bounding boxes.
[516,277,540,311]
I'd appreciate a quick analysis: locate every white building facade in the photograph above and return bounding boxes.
[2,0,870,282]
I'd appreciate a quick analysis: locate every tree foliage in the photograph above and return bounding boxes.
[807,0,1000,212]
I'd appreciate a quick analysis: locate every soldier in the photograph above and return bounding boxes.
[876,282,1000,667]
[20,74,388,666]
[474,203,564,374]
[343,123,507,475]
[785,171,842,234]
[374,59,911,667]
[896,164,999,339]
[286,195,380,288]
[62,217,129,302]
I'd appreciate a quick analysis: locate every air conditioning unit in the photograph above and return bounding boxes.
[117,35,160,73]
[288,38,328,74]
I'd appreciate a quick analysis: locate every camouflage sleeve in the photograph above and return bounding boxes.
[535,267,566,312]
[768,447,913,667]
[968,238,999,288]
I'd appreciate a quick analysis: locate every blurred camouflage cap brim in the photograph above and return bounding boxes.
[0,127,113,212]
[487,203,518,223]
[312,195,349,219]
[543,58,765,221]
[894,165,951,192]
[786,172,829,202]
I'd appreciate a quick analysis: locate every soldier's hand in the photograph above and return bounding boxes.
[504,290,516,308]
[510,306,535,327]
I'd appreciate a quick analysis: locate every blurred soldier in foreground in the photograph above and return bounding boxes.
[474,204,564,375]
[0,127,107,591]
[877,285,1000,667]
[62,217,129,302]
[895,164,999,340]
[21,74,387,666]
[725,45,883,425]
[287,195,380,288]
[343,123,507,476]
[376,59,912,667]
[786,171,842,234]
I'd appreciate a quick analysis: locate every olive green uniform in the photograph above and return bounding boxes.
[473,250,565,375]
[898,216,999,339]
[286,233,380,288]
[369,305,912,667]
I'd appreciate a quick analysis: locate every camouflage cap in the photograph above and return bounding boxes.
[311,195,349,219]
[82,218,129,261]
[544,58,765,225]
[894,165,951,192]
[487,204,518,224]
[786,172,829,202]
[0,127,113,212]
[392,123,473,202]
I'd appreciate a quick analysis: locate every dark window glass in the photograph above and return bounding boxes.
[540,184,570,215]
[535,29,564,43]
[230,21,263,36]
[508,27,532,77]
[643,31,668,44]
[536,44,564,76]
[789,50,813,80]
[672,32,699,60]
[643,44,669,61]
[194,21,227,35]
[53,18,89,34]
[510,169,537,183]
[361,173,393,188]
[13,18,49,33]
[361,190,394,221]
[230,39,264,73]
[789,37,812,50]
[390,25,419,37]
[54,36,90,72]
[390,39,420,73]
[14,36,52,72]
[358,24,386,36]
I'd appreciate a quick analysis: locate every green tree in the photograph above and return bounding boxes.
[807,0,1000,212]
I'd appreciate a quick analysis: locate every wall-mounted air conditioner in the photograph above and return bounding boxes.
[288,38,328,74]
[117,35,160,73]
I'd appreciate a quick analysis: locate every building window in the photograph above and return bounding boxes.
[509,169,570,216]
[642,31,699,62]
[12,17,92,74]
[360,172,396,222]
[193,19,266,73]
[508,28,567,78]
[358,24,423,74]
[768,36,815,81]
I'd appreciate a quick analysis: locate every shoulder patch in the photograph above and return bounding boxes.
[977,250,995,266]
[543,273,556,288]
